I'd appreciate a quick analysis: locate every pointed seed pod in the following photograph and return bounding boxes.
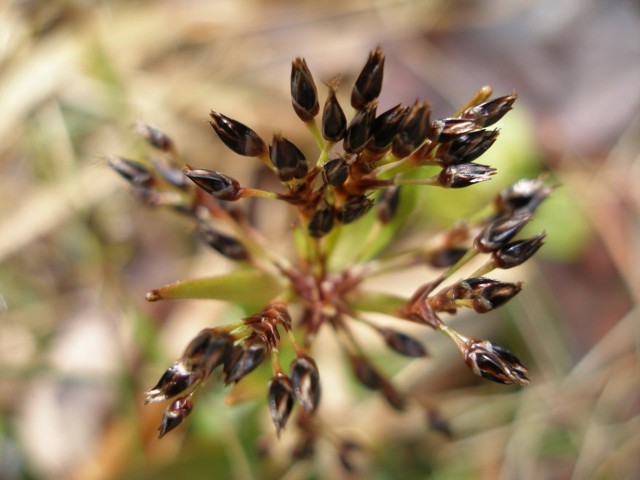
[369,104,409,152]
[182,330,232,376]
[135,123,174,152]
[152,157,188,189]
[183,166,241,201]
[269,134,308,181]
[308,206,335,238]
[380,381,406,411]
[337,195,374,224]
[349,355,384,390]
[157,394,194,438]
[376,186,401,224]
[351,46,385,110]
[437,163,496,188]
[267,374,296,434]
[496,178,553,216]
[427,246,467,268]
[471,281,522,313]
[474,210,532,253]
[290,355,321,412]
[492,233,546,269]
[322,82,347,141]
[322,158,350,187]
[144,361,198,404]
[223,343,268,384]
[199,223,249,261]
[291,58,319,122]
[462,94,517,127]
[392,101,431,158]
[108,156,154,188]
[343,101,377,154]
[430,118,479,143]
[379,328,427,357]
[209,111,267,157]
[464,339,530,385]
[439,129,499,166]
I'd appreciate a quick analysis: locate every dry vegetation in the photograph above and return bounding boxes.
[1,1,639,479]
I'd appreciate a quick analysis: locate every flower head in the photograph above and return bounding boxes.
[110,47,549,470]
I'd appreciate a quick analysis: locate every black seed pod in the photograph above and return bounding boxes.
[182,330,232,376]
[108,156,154,188]
[183,167,241,201]
[269,134,308,181]
[427,246,468,268]
[437,163,496,188]
[223,343,268,384]
[135,123,174,152]
[471,281,522,313]
[337,195,374,224]
[369,104,409,152]
[464,339,530,385]
[376,187,401,224]
[392,101,431,158]
[267,374,296,434]
[438,129,499,166]
[351,46,385,110]
[198,223,249,261]
[152,157,188,189]
[430,118,479,143]
[290,356,321,413]
[462,94,517,127]
[492,233,546,269]
[349,355,384,390]
[144,361,198,404]
[322,158,350,187]
[343,102,377,154]
[496,178,553,216]
[379,328,427,357]
[157,394,194,438]
[308,206,335,238]
[474,210,532,253]
[209,111,267,157]
[291,58,319,122]
[322,82,347,142]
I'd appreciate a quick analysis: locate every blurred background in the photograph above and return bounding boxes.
[1,0,639,479]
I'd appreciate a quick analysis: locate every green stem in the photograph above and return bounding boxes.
[305,119,325,151]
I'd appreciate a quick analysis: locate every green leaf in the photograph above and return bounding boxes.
[145,269,285,308]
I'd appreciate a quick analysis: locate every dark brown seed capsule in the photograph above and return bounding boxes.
[438,129,499,166]
[157,394,194,438]
[343,101,376,154]
[427,246,468,268]
[267,374,296,434]
[376,186,401,224]
[337,195,374,224]
[492,233,546,269]
[369,104,409,152]
[151,157,188,189]
[291,58,319,122]
[392,101,431,158]
[349,355,384,390]
[461,94,517,127]
[308,206,335,238]
[144,361,198,404]
[474,210,532,253]
[471,281,522,313]
[380,381,406,411]
[199,223,249,261]
[379,328,427,357]
[464,339,530,385]
[437,163,496,188]
[322,158,350,187]
[136,123,174,152]
[290,356,321,412]
[269,134,308,181]
[223,343,268,384]
[322,83,347,142]
[108,156,154,188]
[351,46,385,110]
[183,166,241,201]
[430,118,478,143]
[496,178,553,216]
[209,111,267,157]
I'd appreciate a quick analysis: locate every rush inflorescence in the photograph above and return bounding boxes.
[109,46,550,467]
